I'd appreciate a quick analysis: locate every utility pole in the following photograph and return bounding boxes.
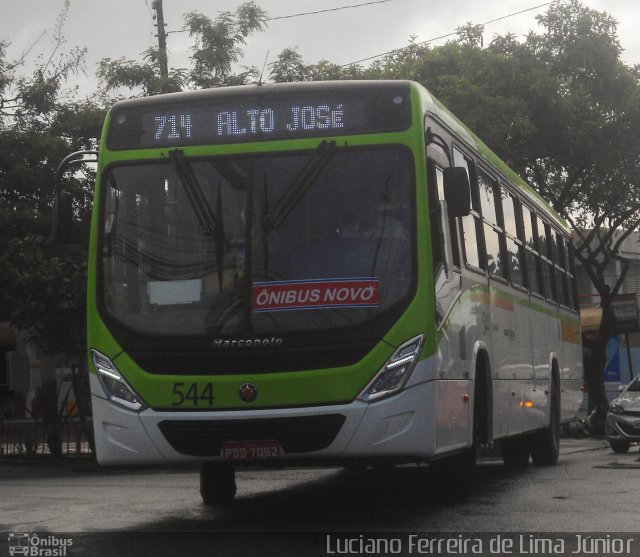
[151,0,169,78]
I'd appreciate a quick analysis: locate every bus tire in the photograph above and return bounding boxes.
[531,386,560,466]
[200,462,237,505]
[500,436,530,468]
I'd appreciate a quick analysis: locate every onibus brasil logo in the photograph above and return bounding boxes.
[8,533,73,556]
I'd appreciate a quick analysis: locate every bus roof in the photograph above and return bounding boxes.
[105,79,567,231]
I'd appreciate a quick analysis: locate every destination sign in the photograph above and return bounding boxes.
[106,83,412,149]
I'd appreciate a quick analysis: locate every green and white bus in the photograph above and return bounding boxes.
[67,80,582,503]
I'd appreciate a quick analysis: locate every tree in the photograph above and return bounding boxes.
[0,3,103,454]
[185,2,267,88]
[272,1,640,431]
[98,2,267,96]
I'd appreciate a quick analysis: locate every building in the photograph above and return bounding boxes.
[575,230,640,399]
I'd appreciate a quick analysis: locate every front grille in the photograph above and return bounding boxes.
[158,414,346,457]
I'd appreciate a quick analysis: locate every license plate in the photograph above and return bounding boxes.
[222,440,282,461]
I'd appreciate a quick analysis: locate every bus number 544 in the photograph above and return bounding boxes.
[172,382,215,406]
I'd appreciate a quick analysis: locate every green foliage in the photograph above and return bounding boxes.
[269,47,367,83]
[0,238,86,356]
[97,2,267,95]
[0,4,103,363]
[184,2,267,88]
[98,50,186,96]
[269,48,311,82]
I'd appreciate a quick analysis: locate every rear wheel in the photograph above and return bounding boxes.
[610,440,631,454]
[531,387,560,466]
[200,462,237,505]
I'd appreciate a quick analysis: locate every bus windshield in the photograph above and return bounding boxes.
[101,145,414,337]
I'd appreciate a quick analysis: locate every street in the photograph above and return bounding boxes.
[3,436,640,557]
[1,437,639,533]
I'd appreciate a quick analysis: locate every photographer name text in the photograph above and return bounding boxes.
[326,534,635,556]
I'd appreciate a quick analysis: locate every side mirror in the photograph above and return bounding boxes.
[443,166,471,217]
[618,384,627,392]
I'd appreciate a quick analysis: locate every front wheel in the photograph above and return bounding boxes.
[500,436,531,468]
[610,440,631,454]
[429,448,476,501]
[200,462,237,505]
[531,389,560,466]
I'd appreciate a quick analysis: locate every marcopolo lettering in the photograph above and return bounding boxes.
[212,337,283,349]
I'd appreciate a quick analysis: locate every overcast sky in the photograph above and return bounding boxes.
[1,0,639,96]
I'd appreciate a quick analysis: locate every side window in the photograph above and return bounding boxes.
[540,222,557,303]
[566,241,578,310]
[502,190,518,238]
[557,234,577,310]
[478,169,505,279]
[521,207,541,295]
[436,166,461,268]
[554,232,569,307]
[502,188,524,287]
[454,147,485,271]
[478,170,497,225]
[426,161,445,273]
[522,207,535,246]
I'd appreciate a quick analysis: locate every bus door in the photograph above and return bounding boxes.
[427,159,461,327]
[427,153,469,451]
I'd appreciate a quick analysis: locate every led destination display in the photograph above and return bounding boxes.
[107,83,412,149]
[152,102,348,141]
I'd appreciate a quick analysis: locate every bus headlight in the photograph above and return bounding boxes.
[358,335,424,402]
[91,350,147,412]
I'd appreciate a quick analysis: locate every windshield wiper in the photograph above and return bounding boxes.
[168,149,225,289]
[263,140,336,231]
[168,149,219,236]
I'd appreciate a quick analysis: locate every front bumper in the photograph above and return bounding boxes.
[91,379,441,466]
[606,411,640,442]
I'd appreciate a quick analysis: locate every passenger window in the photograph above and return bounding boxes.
[478,169,497,225]
[505,237,524,286]
[502,189,518,238]
[541,259,555,302]
[436,166,461,268]
[462,212,482,269]
[524,249,541,295]
[556,268,568,307]
[522,208,536,247]
[427,163,445,273]
[537,219,548,258]
[484,223,505,278]
[454,147,485,271]
[551,230,562,265]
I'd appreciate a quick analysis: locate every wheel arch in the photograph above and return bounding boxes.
[471,342,493,447]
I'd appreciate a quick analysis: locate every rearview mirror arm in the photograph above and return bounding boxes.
[46,150,99,246]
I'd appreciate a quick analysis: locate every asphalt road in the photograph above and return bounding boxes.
[1,437,639,556]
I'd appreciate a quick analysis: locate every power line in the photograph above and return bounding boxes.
[340,1,553,67]
[142,0,155,19]
[266,0,392,22]
[166,0,394,34]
